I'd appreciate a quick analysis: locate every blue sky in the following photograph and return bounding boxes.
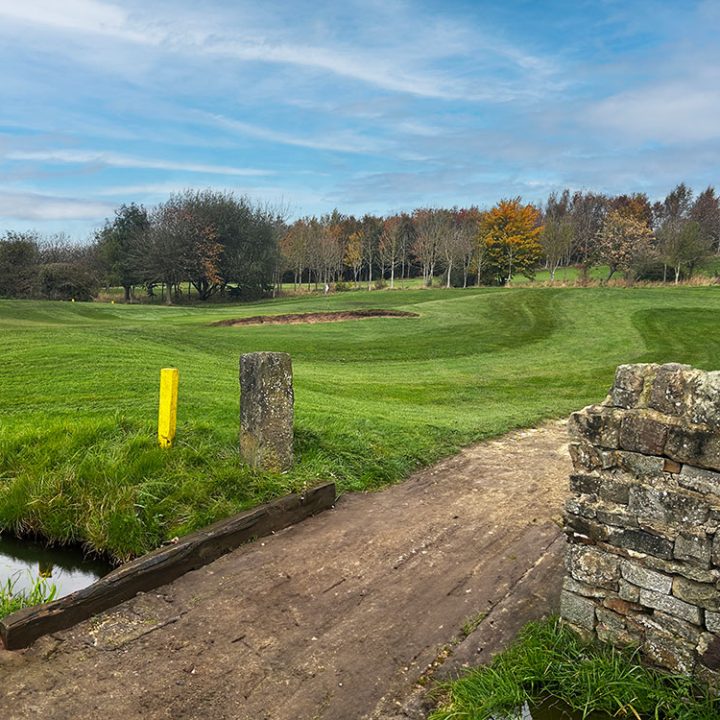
[1,0,719,239]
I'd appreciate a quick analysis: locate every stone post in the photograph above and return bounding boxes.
[240,352,294,472]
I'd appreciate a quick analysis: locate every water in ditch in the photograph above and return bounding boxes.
[0,534,111,599]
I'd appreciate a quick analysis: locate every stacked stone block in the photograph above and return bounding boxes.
[561,363,720,679]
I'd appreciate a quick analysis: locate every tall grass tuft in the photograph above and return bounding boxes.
[0,574,57,619]
[430,617,720,720]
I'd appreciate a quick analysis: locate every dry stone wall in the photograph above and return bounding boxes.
[561,363,720,680]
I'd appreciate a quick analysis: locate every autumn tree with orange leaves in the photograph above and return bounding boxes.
[481,198,542,285]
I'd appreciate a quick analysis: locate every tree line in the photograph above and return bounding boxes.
[1,183,718,301]
[0,191,283,303]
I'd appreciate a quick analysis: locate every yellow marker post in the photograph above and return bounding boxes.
[158,368,179,448]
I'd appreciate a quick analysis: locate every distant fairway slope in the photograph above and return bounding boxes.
[1,287,720,561]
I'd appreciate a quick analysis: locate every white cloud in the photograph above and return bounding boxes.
[0,190,114,221]
[92,181,327,218]
[93,181,198,197]
[6,150,272,177]
[200,113,386,155]
[588,81,720,144]
[0,0,156,44]
[0,1,557,103]
[202,38,469,100]
[10,0,718,230]
[394,121,444,138]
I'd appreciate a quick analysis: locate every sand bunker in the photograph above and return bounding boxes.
[212,309,419,327]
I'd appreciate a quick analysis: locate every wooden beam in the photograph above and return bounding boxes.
[0,482,336,650]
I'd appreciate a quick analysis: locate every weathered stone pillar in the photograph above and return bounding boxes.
[561,363,720,681]
[240,352,294,471]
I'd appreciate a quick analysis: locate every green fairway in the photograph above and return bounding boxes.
[2,286,720,561]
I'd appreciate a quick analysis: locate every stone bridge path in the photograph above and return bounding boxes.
[0,421,571,720]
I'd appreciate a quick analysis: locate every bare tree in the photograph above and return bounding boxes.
[691,186,720,254]
[412,208,449,286]
[570,191,608,282]
[541,191,573,282]
[455,208,481,288]
[281,219,310,289]
[379,216,402,288]
[318,211,345,284]
[437,208,479,288]
[359,214,382,290]
[396,213,415,286]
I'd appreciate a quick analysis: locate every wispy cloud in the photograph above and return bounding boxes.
[394,121,445,138]
[200,37,470,100]
[6,150,272,177]
[93,181,326,214]
[0,0,558,102]
[200,113,386,155]
[93,181,201,197]
[1,0,718,237]
[0,189,114,221]
[587,82,720,143]
[0,0,157,44]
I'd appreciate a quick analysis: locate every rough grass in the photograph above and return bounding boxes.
[0,575,57,618]
[429,617,720,720]
[3,286,720,561]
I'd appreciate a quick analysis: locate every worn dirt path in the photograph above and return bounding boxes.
[0,421,572,720]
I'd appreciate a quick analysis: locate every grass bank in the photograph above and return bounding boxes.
[430,617,719,720]
[2,286,720,561]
